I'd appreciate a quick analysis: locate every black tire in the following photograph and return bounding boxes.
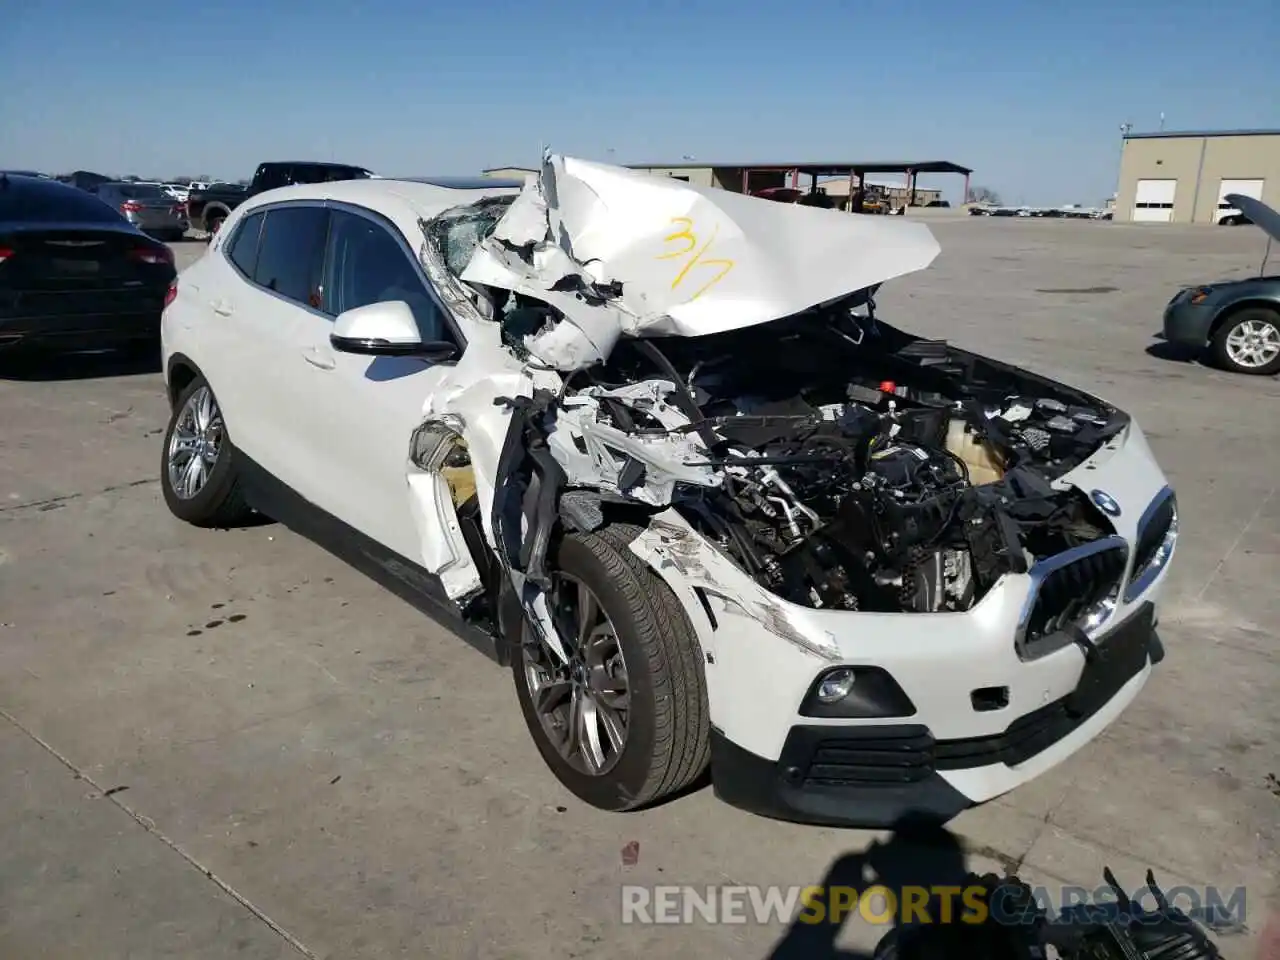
[204,211,226,237]
[512,523,710,811]
[160,375,252,526]
[1208,307,1280,376]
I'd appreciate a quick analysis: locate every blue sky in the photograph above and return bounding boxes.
[3,0,1277,205]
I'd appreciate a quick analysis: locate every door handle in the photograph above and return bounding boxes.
[210,299,234,317]
[303,346,335,370]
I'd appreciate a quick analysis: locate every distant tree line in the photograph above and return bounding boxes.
[966,185,1002,205]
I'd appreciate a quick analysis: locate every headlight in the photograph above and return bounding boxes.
[1124,489,1177,602]
[1188,287,1213,305]
[1080,579,1121,636]
[409,415,467,471]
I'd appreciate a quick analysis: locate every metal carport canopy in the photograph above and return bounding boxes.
[707,160,972,176]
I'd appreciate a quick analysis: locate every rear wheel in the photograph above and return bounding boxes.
[1209,307,1280,375]
[160,376,252,526]
[204,211,226,238]
[512,524,710,811]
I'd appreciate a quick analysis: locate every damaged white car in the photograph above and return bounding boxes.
[160,157,1177,826]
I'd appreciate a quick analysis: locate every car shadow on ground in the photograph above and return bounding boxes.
[1144,340,1204,365]
[0,346,161,382]
[766,816,985,960]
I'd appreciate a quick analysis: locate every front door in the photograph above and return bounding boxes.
[292,207,462,565]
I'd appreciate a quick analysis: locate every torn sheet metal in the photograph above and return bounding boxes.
[461,153,941,350]
[631,513,842,662]
[545,379,723,506]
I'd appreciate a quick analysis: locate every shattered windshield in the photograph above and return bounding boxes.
[426,195,517,277]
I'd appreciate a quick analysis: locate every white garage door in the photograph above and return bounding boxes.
[1133,179,1177,222]
[1216,178,1264,223]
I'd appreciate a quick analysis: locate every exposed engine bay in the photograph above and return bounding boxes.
[418,163,1129,619]
[536,306,1126,614]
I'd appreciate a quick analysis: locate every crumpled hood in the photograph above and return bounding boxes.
[460,154,940,368]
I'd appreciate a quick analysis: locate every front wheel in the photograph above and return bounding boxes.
[512,524,710,811]
[160,376,253,526]
[1209,307,1280,375]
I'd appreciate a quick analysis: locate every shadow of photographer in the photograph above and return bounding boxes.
[765,813,1227,960]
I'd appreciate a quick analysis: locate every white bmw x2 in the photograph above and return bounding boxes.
[160,156,1177,826]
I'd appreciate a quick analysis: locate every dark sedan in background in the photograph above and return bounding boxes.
[0,173,176,356]
[1163,193,1280,376]
[94,181,189,241]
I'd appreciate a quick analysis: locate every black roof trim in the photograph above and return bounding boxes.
[1125,128,1280,140]
[624,159,973,175]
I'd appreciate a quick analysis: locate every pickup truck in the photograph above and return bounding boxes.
[185,160,375,235]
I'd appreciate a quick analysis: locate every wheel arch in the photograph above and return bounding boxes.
[165,353,203,410]
[1208,298,1280,341]
[201,202,232,229]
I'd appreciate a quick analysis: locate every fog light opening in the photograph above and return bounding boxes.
[816,668,857,704]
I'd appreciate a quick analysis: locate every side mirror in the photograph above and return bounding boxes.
[329,300,458,362]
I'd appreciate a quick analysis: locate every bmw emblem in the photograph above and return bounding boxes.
[1091,489,1122,517]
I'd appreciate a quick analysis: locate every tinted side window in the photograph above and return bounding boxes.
[322,210,449,342]
[253,206,329,306]
[324,166,366,182]
[226,211,265,277]
[291,166,329,185]
[254,165,287,191]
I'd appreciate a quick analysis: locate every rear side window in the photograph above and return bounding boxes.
[253,206,329,306]
[119,184,166,200]
[254,165,288,191]
[0,181,122,224]
[323,166,368,182]
[290,166,331,185]
[226,211,265,277]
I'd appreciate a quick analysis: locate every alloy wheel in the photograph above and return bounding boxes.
[1225,317,1280,369]
[523,573,631,776]
[167,385,224,499]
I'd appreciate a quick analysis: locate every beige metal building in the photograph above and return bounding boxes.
[1114,129,1280,224]
[480,166,538,183]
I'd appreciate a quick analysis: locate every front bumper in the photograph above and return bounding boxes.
[709,603,1162,828]
[1162,293,1216,347]
[629,420,1174,827]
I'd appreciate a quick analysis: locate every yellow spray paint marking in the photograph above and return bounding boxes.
[655,216,735,301]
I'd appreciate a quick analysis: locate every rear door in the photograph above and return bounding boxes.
[195,203,331,488]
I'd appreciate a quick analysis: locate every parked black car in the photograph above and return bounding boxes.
[0,174,176,355]
[186,160,374,235]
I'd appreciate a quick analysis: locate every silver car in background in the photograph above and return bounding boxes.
[94,182,188,241]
